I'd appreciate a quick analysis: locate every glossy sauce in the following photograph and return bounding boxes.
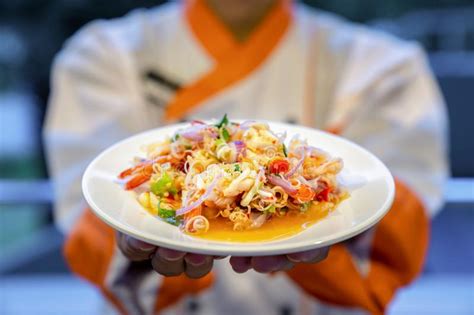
[194,203,332,242]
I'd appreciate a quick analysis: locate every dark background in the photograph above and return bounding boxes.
[1,1,473,314]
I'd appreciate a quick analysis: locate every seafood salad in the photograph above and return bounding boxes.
[117,115,349,235]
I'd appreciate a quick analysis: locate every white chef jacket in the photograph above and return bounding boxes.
[44,1,448,314]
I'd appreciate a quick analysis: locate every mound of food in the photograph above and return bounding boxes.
[117,115,349,237]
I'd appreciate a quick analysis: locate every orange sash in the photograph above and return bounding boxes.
[286,179,429,314]
[164,0,292,121]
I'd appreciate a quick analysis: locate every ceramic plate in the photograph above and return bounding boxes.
[82,121,394,256]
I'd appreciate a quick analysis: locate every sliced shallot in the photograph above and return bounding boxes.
[267,174,298,195]
[176,174,222,215]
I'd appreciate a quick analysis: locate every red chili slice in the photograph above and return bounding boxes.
[268,158,290,174]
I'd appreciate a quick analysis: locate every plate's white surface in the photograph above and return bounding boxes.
[82,121,394,256]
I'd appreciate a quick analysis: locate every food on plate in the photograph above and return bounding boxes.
[117,115,350,241]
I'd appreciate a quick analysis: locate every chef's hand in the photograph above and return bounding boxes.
[229,247,330,273]
[117,232,216,279]
[228,229,374,274]
[118,232,330,277]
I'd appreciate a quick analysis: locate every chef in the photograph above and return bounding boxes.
[44,0,448,314]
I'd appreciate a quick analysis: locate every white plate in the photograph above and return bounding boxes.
[82,121,394,256]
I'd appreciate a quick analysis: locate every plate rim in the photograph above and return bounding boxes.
[82,121,395,256]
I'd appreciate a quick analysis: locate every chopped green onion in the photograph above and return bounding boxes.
[215,138,225,147]
[282,143,287,157]
[151,173,177,196]
[157,201,174,218]
[158,207,175,218]
[221,128,230,141]
[157,201,181,226]
[215,113,229,128]
[234,164,241,172]
[171,134,180,142]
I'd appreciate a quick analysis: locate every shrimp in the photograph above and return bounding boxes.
[222,169,256,197]
[122,163,154,190]
[303,158,343,179]
[207,190,236,209]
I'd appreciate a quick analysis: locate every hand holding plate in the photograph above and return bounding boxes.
[229,247,330,273]
[117,232,215,279]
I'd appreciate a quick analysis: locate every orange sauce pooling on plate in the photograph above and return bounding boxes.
[195,203,332,242]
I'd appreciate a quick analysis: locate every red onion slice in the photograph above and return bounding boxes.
[250,213,268,229]
[267,174,298,195]
[208,129,219,139]
[297,175,318,190]
[190,120,206,125]
[179,125,209,141]
[232,140,246,157]
[286,147,306,178]
[176,174,222,216]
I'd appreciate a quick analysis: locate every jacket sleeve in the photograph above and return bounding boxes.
[286,33,449,315]
[43,20,213,315]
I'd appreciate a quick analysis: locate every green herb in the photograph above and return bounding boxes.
[221,128,230,141]
[158,207,175,218]
[215,114,230,142]
[215,113,229,128]
[234,164,241,172]
[215,138,225,147]
[282,143,287,157]
[157,201,181,226]
[163,216,182,226]
[151,173,177,196]
[171,134,180,142]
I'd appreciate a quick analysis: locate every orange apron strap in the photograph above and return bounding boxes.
[165,0,292,121]
[286,179,429,315]
[288,244,381,313]
[366,179,429,308]
[184,0,237,61]
[64,208,128,314]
